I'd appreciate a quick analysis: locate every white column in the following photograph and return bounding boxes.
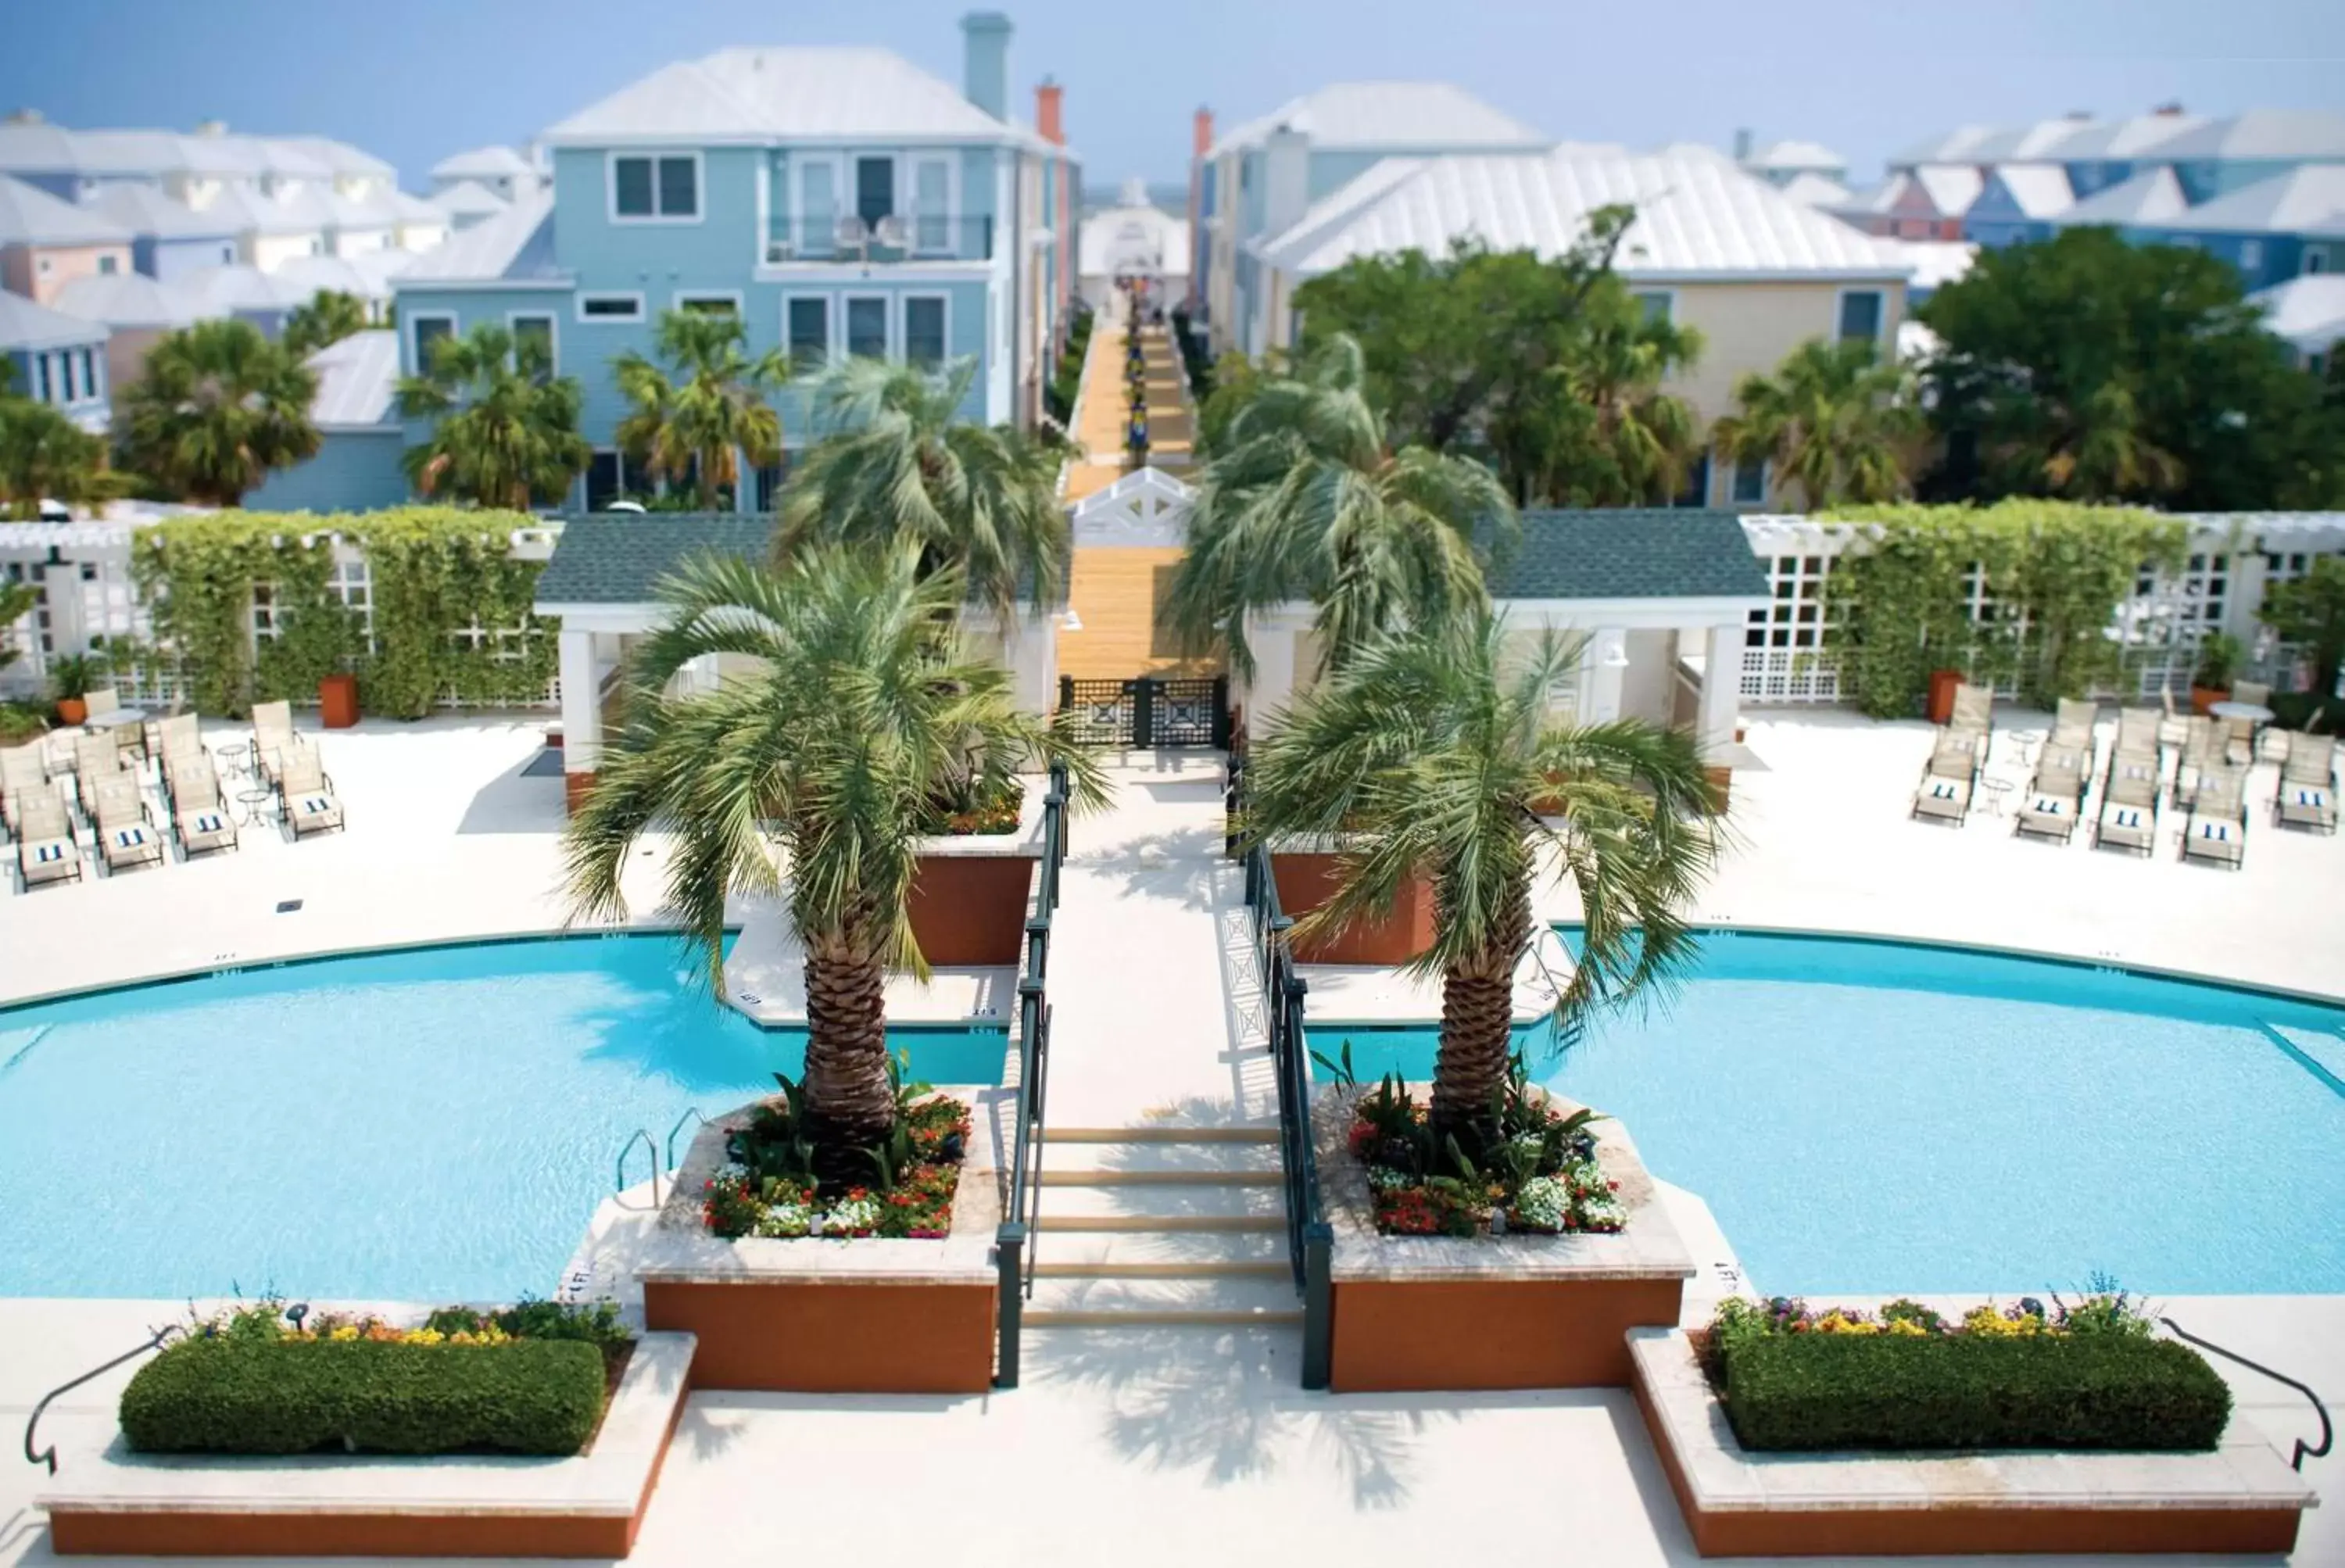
[557,627,600,774]
[1244,616,1301,729]
[1586,628,1629,725]
[1698,622,1743,758]
[1005,610,1058,715]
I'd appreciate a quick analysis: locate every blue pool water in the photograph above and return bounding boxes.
[0,936,1005,1301]
[1316,933,2345,1297]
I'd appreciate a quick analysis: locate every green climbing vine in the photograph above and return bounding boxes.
[1816,500,2187,718]
[131,507,553,718]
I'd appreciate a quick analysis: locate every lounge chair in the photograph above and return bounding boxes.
[90,774,164,875]
[2228,681,2283,762]
[2181,768,2248,870]
[252,700,296,782]
[2275,733,2337,834]
[71,733,123,824]
[2219,714,2257,768]
[1911,732,1978,825]
[1947,684,1993,761]
[153,713,204,780]
[2050,697,2098,751]
[2094,755,2161,856]
[10,786,81,890]
[81,686,120,720]
[166,757,240,859]
[2114,707,2160,759]
[277,746,345,838]
[2231,679,2272,708]
[2016,744,2088,843]
[2,739,52,835]
[2171,717,2218,810]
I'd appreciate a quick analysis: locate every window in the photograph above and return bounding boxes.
[796,159,839,251]
[846,295,888,359]
[219,244,233,263]
[904,296,947,368]
[411,313,455,373]
[586,451,624,511]
[1672,452,1712,508]
[252,583,279,644]
[1631,291,1673,324]
[1836,289,1883,345]
[34,353,51,403]
[786,296,830,369]
[98,254,117,276]
[2308,251,2329,276]
[2239,238,2264,271]
[753,456,789,512]
[36,256,52,277]
[509,312,555,375]
[77,349,97,403]
[578,293,643,321]
[675,293,739,317]
[1731,453,1767,506]
[911,156,952,252]
[329,559,374,650]
[854,156,895,226]
[611,153,698,220]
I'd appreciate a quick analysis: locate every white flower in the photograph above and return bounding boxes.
[818,1197,881,1236]
[1514,1176,1570,1230]
[1366,1165,1411,1193]
[754,1202,814,1238]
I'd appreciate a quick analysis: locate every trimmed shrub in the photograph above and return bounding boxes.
[1718,1331,2230,1452]
[120,1337,607,1456]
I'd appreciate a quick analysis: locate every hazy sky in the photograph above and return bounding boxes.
[5,0,2343,191]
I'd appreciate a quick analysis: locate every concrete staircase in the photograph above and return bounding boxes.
[1022,1125,1301,1327]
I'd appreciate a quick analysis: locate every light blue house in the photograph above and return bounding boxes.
[387,11,1080,514]
[2050,163,2345,292]
[247,329,410,511]
[0,291,111,431]
[1960,163,2075,249]
[85,183,240,281]
[1190,82,1549,355]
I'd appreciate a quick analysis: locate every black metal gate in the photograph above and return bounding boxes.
[1058,675,1230,749]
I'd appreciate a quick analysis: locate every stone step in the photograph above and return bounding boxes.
[1033,1212,1284,1235]
[1037,1168,1281,1188]
[1039,1140,1282,1174]
[1038,1181,1287,1223]
[1044,1125,1279,1145]
[1027,1227,1287,1271]
[1024,1276,1303,1326]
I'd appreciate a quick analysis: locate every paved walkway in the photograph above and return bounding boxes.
[1063,302,1198,503]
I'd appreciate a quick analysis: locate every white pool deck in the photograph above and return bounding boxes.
[2,707,2341,1566]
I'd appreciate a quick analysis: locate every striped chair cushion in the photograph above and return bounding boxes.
[111,826,148,848]
[32,842,69,864]
[2196,821,2232,843]
[2028,796,2067,817]
[2107,808,2145,829]
[190,813,226,834]
[298,795,336,817]
[1927,781,1959,800]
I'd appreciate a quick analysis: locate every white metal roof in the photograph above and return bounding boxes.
[0,124,395,183]
[428,179,510,218]
[1910,164,1985,217]
[1875,238,1977,292]
[170,262,307,315]
[2153,109,2345,162]
[430,145,535,181]
[1746,138,1845,173]
[48,270,202,329]
[1886,124,2000,168]
[542,47,1031,146]
[1078,198,1190,277]
[397,192,560,283]
[1257,149,1903,281]
[1983,163,2075,219]
[1774,171,1854,209]
[2150,164,2345,238]
[85,182,238,239]
[0,290,109,352]
[273,249,415,303]
[303,329,401,427]
[1208,81,1545,159]
[2251,274,2345,353]
[2039,112,2204,161]
[1963,116,2100,164]
[277,135,396,180]
[0,172,131,245]
[2053,166,2193,227]
[202,182,324,236]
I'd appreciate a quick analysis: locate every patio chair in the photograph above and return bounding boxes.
[2220,714,2257,768]
[71,732,123,822]
[166,756,240,860]
[2093,755,2161,856]
[81,686,120,720]
[2157,688,2192,749]
[90,774,164,875]
[1947,684,1993,760]
[2275,732,2337,834]
[2,739,52,834]
[2231,679,2272,708]
[2114,707,2160,758]
[11,786,82,890]
[1910,732,1978,825]
[154,712,203,779]
[2171,717,2218,810]
[277,746,345,838]
[2049,698,2098,751]
[252,699,296,782]
[2015,745,2088,844]
[2180,768,2248,870]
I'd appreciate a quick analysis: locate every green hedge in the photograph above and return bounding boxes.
[120,1337,607,1456]
[1718,1332,2230,1452]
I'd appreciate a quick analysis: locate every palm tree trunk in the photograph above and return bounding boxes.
[1429,878,1533,1140]
[800,923,896,1144]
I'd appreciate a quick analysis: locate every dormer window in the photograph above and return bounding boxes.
[611,153,700,221]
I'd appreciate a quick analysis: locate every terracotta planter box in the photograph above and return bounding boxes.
[1629,1327,2314,1559]
[1271,851,1434,965]
[908,854,1035,967]
[41,1334,696,1560]
[318,672,359,729]
[633,1090,1004,1394]
[2191,685,2226,717]
[1309,1083,1694,1392]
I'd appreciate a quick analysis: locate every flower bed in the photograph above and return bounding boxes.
[1334,1060,1624,1237]
[918,781,1023,836]
[700,1061,972,1240]
[120,1300,633,1458]
[1699,1290,2232,1452]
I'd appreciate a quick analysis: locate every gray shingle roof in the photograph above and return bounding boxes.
[1491,510,1768,601]
[533,513,777,605]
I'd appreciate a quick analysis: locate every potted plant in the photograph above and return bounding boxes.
[2189,632,2243,715]
[48,651,105,725]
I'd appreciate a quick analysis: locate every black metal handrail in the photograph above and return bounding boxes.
[24,1324,181,1474]
[1231,754,1333,1389]
[995,761,1069,1389]
[2162,1316,2332,1472]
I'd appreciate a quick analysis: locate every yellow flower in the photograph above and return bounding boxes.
[400,1328,446,1345]
[1888,1317,1926,1336]
[329,1324,361,1341]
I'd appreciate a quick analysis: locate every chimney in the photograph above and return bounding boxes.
[960,12,1011,121]
[5,108,45,126]
[1263,124,1310,236]
[193,118,227,137]
[1194,107,1215,160]
[2152,101,2185,116]
[1036,76,1064,145]
[1732,127,1752,162]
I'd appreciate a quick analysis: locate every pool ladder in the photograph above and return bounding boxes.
[613,1107,707,1211]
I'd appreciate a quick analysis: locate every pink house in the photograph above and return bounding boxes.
[0,174,134,305]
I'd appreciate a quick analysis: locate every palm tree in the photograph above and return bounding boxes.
[1244,618,1721,1144]
[1162,334,1515,682]
[1498,307,1706,507]
[564,542,1106,1144]
[1713,338,1921,509]
[396,322,592,509]
[778,357,1069,620]
[614,310,787,510]
[118,319,320,506]
[282,290,372,361]
[0,379,124,519]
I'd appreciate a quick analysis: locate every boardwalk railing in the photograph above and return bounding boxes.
[1230,753,1334,1389]
[994,761,1069,1389]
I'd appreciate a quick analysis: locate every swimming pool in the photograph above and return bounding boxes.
[0,936,1006,1301]
[1316,933,2345,1298]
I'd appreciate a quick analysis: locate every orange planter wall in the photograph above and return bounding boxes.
[564,771,597,814]
[1270,854,1434,965]
[907,855,1036,966]
[1329,1276,1682,1391]
[643,1278,994,1394]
